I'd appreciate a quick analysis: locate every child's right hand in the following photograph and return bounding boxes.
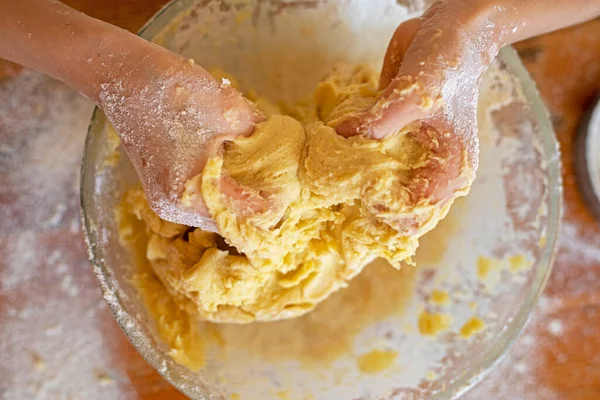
[336,0,600,215]
[335,2,489,210]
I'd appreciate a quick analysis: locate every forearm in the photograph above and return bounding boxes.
[0,0,181,101]
[502,0,600,43]
[461,0,600,46]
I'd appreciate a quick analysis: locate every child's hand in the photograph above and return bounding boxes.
[100,55,264,230]
[336,0,600,208]
[336,2,492,206]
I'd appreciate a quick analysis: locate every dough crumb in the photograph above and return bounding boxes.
[459,316,486,338]
[509,254,531,273]
[429,289,449,305]
[95,371,116,386]
[275,390,291,400]
[476,256,494,279]
[31,352,46,371]
[418,311,451,336]
[356,350,398,373]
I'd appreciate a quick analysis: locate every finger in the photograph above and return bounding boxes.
[152,197,218,232]
[362,118,475,236]
[334,76,431,139]
[379,18,422,90]
[336,18,424,138]
[219,176,272,215]
[333,96,425,139]
[215,87,265,136]
[337,19,451,139]
[366,82,432,139]
[407,118,475,204]
[334,114,362,138]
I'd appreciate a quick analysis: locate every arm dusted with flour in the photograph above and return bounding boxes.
[0,0,263,229]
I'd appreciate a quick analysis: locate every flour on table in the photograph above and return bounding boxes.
[0,70,133,400]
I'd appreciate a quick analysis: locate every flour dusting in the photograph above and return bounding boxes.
[0,70,132,400]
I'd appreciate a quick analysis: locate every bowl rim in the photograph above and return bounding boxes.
[80,1,563,399]
[440,46,563,399]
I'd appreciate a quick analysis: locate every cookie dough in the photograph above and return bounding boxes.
[118,64,473,323]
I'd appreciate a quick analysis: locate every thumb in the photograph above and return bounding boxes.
[335,18,422,138]
[379,18,423,89]
[336,15,440,139]
[335,75,431,139]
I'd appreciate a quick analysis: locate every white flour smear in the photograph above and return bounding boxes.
[0,70,135,400]
[466,206,600,399]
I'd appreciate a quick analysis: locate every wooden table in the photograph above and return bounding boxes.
[1,1,599,399]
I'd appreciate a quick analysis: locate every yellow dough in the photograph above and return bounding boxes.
[118,64,473,323]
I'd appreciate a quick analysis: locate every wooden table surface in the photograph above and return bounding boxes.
[0,1,599,399]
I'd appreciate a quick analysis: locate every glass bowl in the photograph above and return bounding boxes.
[81,0,562,399]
